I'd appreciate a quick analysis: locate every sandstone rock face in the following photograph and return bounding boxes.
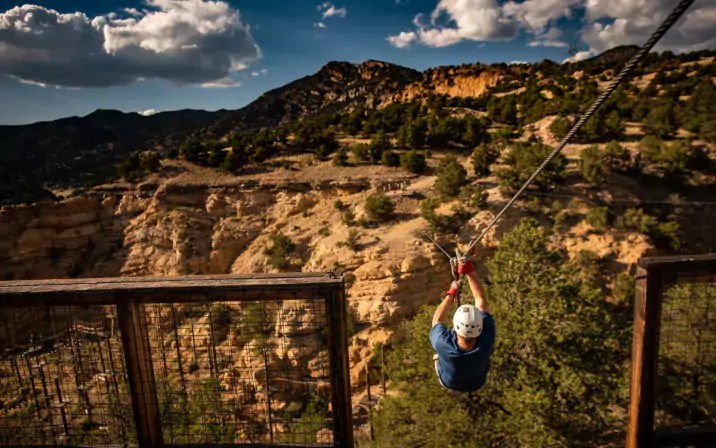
[0,160,658,409]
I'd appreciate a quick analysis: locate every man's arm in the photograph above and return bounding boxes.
[466,270,490,313]
[432,295,454,327]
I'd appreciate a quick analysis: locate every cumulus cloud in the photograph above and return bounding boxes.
[581,0,716,55]
[388,0,571,48]
[200,77,241,88]
[139,108,159,116]
[387,31,418,48]
[317,2,347,19]
[528,27,567,48]
[389,0,716,57]
[313,21,327,28]
[0,1,260,88]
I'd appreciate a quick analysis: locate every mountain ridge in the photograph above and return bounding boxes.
[1,46,713,198]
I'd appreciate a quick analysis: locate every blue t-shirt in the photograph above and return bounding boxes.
[430,311,495,392]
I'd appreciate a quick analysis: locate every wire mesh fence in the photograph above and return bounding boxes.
[627,255,716,448]
[0,305,135,446]
[143,299,333,445]
[655,275,715,430]
[0,274,351,448]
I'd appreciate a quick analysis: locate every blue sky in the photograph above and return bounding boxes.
[0,0,713,125]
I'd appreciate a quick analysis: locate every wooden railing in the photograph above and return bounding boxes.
[626,254,715,448]
[0,274,353,448]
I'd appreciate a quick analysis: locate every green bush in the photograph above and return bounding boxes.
[334,200,347,211]
[370,132,391,163]
[221,150,246,174]
[381,150,400,167]
[400,151,427,174]
[351,143,369,162]
[263,232,296,270]
[580,145,609,184]
[615,208,657,233]
[139,152,162,173]
[613,272,635,304]
[420,198,470,235]
[603,141,631,172]
[116,153,141,180]
[471,143,500,177]
[460,184,488,210]
[434,156,467,197]
[654,220,683,251]
[585,206,610,232]
[365,194,395,223]
[549,116,571,139]
[341,209,356,227]
[644,101,676,138]
[640,138,698,177]
[337,229,360,251]
[497,142,567,194]
[332,147,349,166]
[209,303,232,343]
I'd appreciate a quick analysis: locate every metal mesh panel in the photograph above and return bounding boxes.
[143,298,333,446]
[0,305,135,446]
[655,275,716,430]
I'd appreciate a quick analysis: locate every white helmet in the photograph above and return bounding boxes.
[453,305,483,339]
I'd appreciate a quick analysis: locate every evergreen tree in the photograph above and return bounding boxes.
[497,142,567,194]
[380,150,400,167]
[471,143,500,177]
[370,132,391,163]
[372,219,630,447]
[580,145,609,184]
[434,156,467,197]
[400,151,427,175]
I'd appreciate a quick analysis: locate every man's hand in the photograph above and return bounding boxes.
[446,280,461,304]
[457,257,475,275]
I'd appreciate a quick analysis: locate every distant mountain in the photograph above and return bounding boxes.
[585,45,640,66]
[211,60,421,134]
[0,109,219,189]
[1,47,712,198]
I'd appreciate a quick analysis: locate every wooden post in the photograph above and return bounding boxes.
[326,285,354,448]
[626,263,664,448]
[117,299,163,448]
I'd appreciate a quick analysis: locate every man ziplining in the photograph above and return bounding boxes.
[431,256,495,393]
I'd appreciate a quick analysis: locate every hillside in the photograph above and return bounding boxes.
[8,46,713,195]
[0,109,219,193]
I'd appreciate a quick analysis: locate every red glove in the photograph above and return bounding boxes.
[446,280,461,298]
[457,258,474,275]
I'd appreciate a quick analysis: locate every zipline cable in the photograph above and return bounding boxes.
[463,0,696,255]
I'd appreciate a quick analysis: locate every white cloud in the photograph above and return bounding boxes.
[250,69,268,77]
[389,0,716,58]
[580,0,716,55]
[200,77,241,88]
[317,2,347,19]
[564,50,595,63]
[426,0,518,43]
[503,0,580,33]
[0,1,260,88]
[313,21,327,28]
[528,27,568,48]
[387,31,418,48]
[139,108,159,116]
